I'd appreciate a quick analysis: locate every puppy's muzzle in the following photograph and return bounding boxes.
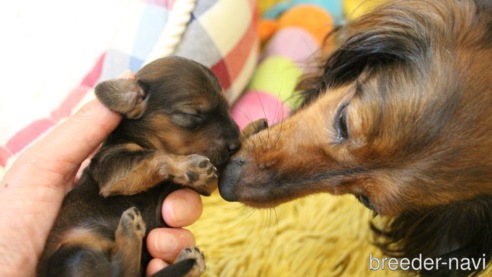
[218,159,244,201]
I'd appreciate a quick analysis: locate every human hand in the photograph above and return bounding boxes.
[0,71,203,277]
[145,188,203,276]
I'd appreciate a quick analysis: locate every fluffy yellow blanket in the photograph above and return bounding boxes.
[189,192,400,276]
[189,192,492,276]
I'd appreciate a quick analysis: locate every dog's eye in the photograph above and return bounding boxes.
[334,103,349,142]
[355,194,372,210]
[173,112,204,130]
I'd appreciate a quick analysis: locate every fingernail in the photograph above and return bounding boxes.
[118,70,133,79]
[154,231,178,254]
[170,197,191,223]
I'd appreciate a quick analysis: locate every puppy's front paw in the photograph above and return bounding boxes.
[175,246,206,277]
[171,154,217,195]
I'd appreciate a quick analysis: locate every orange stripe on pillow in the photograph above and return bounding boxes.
[224,18,258,81]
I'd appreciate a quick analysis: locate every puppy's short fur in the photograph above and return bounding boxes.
[37,56,264,277]
[219,0,492,276]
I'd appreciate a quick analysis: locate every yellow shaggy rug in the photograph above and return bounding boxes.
[188,192,399,277]
[189,192,492,276]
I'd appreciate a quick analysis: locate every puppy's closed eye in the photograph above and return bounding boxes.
[172,112,205,130]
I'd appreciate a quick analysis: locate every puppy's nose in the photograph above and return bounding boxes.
[227,141,240,155]
[218,159,244,201]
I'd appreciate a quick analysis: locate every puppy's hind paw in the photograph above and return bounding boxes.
[149,247,206,277]
[175,246,206,277]
[117,207,146,240]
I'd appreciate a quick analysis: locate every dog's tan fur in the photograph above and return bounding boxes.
[219,1,492,276]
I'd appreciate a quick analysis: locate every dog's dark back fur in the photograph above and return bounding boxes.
[219,1,492,276]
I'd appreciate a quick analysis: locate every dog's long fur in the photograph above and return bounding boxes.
[219,0,492,276]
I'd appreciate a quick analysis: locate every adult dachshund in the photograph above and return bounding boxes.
[219,0,492,276]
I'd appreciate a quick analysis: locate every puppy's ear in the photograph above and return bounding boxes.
[241,119,268,139]
[95,79,148,119]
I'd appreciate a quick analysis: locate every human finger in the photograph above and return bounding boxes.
[146,258,170,276]
[146,228,196,263]
[162,189,203,227]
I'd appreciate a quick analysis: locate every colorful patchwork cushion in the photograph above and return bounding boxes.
[101,0,258,102]
[231,3,334,130]
[231,0,389,130]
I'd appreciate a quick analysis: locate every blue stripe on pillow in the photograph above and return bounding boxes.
[100,50,132,81]
[131,5,169,63]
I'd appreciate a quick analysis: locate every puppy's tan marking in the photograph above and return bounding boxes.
[97,143,217,197]
[58,228,114,253]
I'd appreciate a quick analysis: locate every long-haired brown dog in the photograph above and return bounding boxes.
[219,0,492,276]
[36,56,264,277]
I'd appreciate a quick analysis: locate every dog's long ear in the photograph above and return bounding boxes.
[95,79,148,119]
[372,196,492,277]
[297,3,430,109]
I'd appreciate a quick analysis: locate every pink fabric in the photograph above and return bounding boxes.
[0,54,106,167]
[146,0,174,9]
[231,90,291,130]
[259,27,319,73]
[0,148,12,168]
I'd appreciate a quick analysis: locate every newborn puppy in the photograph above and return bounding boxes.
[37,56,243,277]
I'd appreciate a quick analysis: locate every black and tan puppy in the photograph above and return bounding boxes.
[36,56,260,277]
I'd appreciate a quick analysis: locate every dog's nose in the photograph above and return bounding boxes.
[218,159,244,201]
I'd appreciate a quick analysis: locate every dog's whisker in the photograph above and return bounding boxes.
[238,110,260,150]
[274,116,284,148]
[227,206,257,231]
[244,109,268,149]
[251,85,271,141]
